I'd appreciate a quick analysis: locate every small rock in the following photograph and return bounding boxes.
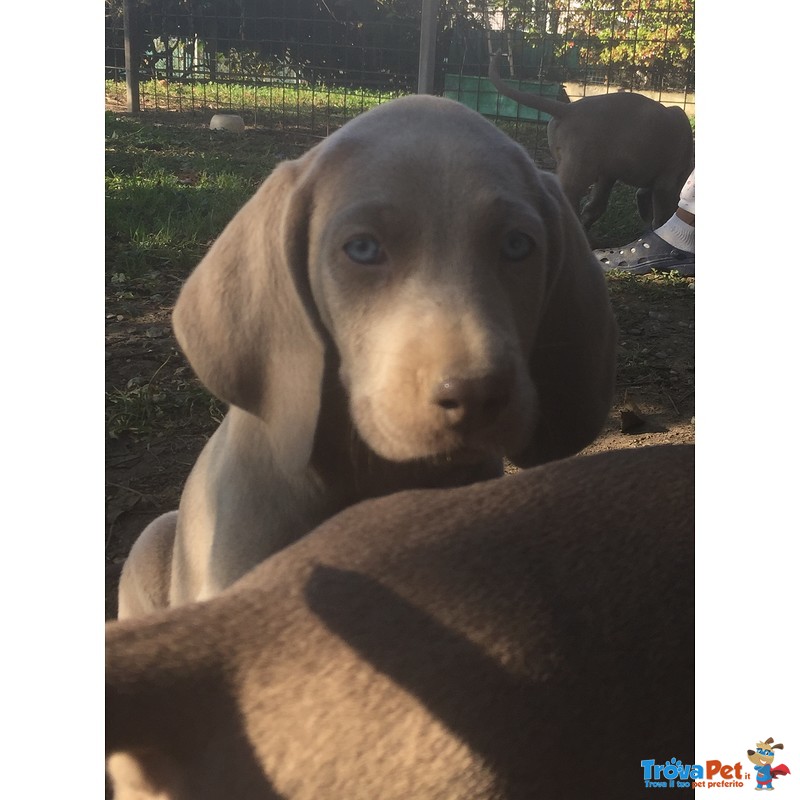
[210,113,245,133]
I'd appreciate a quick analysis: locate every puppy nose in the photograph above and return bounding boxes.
[433,370,513,431]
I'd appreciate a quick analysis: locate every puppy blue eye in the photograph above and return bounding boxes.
[344,236,385,265]
[501,231,534,261]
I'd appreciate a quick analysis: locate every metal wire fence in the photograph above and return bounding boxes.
[105,0,694,142]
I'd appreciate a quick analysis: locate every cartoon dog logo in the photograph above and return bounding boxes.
[747,738,791,791]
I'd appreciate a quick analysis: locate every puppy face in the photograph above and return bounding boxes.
[173,95,615,472]
[304,99,552,462]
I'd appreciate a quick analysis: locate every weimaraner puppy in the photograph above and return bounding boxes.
[107,443,695,800]
[118,94,617,619]
[488,53,694,231]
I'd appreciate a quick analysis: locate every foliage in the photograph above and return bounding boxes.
[565,0,693,87]
[465,0,693,87]
[106,0,422,89]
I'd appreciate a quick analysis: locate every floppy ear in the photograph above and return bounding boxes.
[172,149,326,470]
[513,171,618,467]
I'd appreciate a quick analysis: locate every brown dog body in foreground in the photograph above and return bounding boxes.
[107,444,694,799]
[488,54,694,231]
[118,94,617,618]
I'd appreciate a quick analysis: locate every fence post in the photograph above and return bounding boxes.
[417,0,440,94]
[123,0,140,112]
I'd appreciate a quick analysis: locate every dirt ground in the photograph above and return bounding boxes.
[105,120,694,620]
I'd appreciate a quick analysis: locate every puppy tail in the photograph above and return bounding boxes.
[487,52,570,118]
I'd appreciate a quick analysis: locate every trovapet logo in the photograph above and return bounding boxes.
[642,737,791,791]
[641,758,743,789]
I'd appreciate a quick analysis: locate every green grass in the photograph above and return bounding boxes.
[106,374,225,441]
[105,79,401,129]
[105,111,279,278]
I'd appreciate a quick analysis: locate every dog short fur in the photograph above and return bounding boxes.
[488,53,695,231]
[117,94,617,619]
[107,443,695,800]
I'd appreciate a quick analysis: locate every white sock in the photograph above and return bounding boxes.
[655,213,695,253]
